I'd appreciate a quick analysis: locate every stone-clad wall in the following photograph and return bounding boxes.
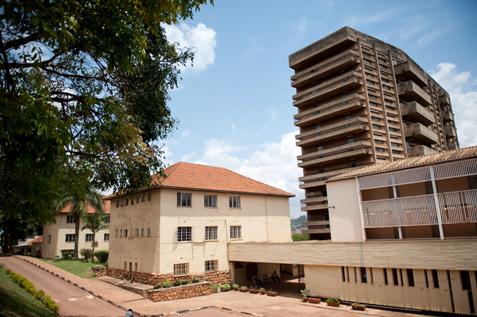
[146,282,211,302]
[106,268,230,286]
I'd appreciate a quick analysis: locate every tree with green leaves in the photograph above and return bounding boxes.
[82,210,108,261]
[0,0,211,252]
[56,187,104,259]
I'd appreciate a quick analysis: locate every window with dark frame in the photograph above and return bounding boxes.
[461,271,471,290]
[360,267,367,283]
[432,269,439,288]
[205,260,218,272]
[229,195,241,208]
[205,226,218,240]
[66,214,75,223]
[177,192,192,207]
[341,267,346,282]
[65,234,75,242]
[383,268,388,285]
[406,269,415,287]
[392,268,399,286]
[177,227,192,242]
[85,233,94,242]
[104,233,109,241]
[173,263,189,275]
[424,270,429,288]
[204,195,217,208]
[230,225,241,239]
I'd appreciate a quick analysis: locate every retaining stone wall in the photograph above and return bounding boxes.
[146,282,211,302]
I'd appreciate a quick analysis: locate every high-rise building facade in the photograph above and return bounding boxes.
[289,27,459,239]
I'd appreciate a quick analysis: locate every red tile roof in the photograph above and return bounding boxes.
[149,162,294,197]
[59,199,111,214]
[29,236,43,244]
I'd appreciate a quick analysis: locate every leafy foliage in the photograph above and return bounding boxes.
[0,0,211,251]
[80,248,93,261]
[93,250,108,264]
[292,232,309,241]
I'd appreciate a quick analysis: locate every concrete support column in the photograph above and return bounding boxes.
[355,177,367,242]
[391,175,403,239]
[430,166,445,240]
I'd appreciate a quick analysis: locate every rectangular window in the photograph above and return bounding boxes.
[66,214,75,224]
[204,195,218,208]
[124,229,128,238]
[65,234,75,242]
[432,269,439,288]
[177,192,192,207]
[119,229,123,237]
[392,268,399,286]
[383,268,388,285]
[146,228,150,237]
[135,228,139,237]
[229,196,241,208]
[47,234,51,244]
[104,216,110,224]
[461,271,471,290]
[370,268,374,284]
[205,260,218,272]
[406,269,415,287]
[360,267,367,283]
[399,269,404,286]
[173,263,189,275]
[341,267,346,282]
[230,226,241,239]
[177,227,192,242]
[354,267,357,283]
[104,233,109,241]
[205,226,218,240]
[424,270,429,288]
[115,229,118,238]
[141,228,145,237]
[346,267,350,283]
[85,233,94,242]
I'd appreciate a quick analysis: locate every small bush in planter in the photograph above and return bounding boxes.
[162,279,172,288]
[80,248,93,261]
[153,284,162,289]
[266,290,278,297]
[181,279,190,285]
[249,288,260,294]
[231,283,239,290]
[351,303,366,311]
[94,250,109,264]
[220,284,231,292]
[308,297,321,304]
[300,289,310,302]
[173,279,182,287]
[239,286,248,292]
[211,284,221,293]
[326,297,340,307]
[259,287,266,295]
[191,277,200,283]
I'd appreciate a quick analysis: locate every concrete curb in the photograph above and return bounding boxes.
[13,256,263,317]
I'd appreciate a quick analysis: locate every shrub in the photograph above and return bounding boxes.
[211,284,221,292]
[173,279,182,286]
[60,249,74,259]
[181,279,190,285]
[162,279,172,288]
[220,283,231,292]
[93,250,109,264]
[153,284,162,289]
[80,248,93,261]
[191,277,199,283]
[6,269,59,313]
[239,286,248,292]
[231,283,239,290]
[326,297,340,304]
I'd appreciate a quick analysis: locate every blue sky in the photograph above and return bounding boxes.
[162,0,477,218]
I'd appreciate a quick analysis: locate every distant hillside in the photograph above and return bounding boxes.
[291,215,307,231]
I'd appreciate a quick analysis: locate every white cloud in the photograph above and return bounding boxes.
[292,18,308,37]
[344,8,400,26]
[193,131,304,217]
[181,129,191,138]
[163,22,216,71]
[430,63,477,147]
[266,109,278,122]
[243,35,263,60]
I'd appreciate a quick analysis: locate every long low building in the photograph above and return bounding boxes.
[228,147,477,316]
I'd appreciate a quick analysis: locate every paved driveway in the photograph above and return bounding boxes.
[0,257,125,317]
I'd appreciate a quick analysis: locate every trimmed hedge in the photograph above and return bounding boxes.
[6,269,59,314]
[93,250,108,264]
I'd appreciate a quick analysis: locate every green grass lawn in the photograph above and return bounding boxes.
[42,259,102,278]
[0,267,57,317]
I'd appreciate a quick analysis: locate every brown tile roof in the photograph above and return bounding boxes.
[29,236,43,244]
[150,162,294,197]
[328,146,477,182]
[59,199,111,214]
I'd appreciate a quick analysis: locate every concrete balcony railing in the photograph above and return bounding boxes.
[299,140,371,161]
[298,144,371,168]
[404,122,439,145]
[445,125,457,138]
[439,94,451,106]
[296,117,369,147]
[394,62,428,88]
[397,80,432,106]
[406,144,436,157]
[307,227,331,234]
[442,111,454,122]
[400,101,435,125]
[301,196,327,206]
[301,202,328,211]
[291,48,360,88]
[299,167,359,189]
[294,93,365,127]
[307,220,330,227]
[362,189,477,228]
[293,70,362,107]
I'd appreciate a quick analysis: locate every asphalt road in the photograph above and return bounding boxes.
[0,257,125,317]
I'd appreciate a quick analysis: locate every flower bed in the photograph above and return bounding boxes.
[146,281,211,302]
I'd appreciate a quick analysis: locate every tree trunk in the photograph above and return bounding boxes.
[91,232,95,262]
[74,217,80,259]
